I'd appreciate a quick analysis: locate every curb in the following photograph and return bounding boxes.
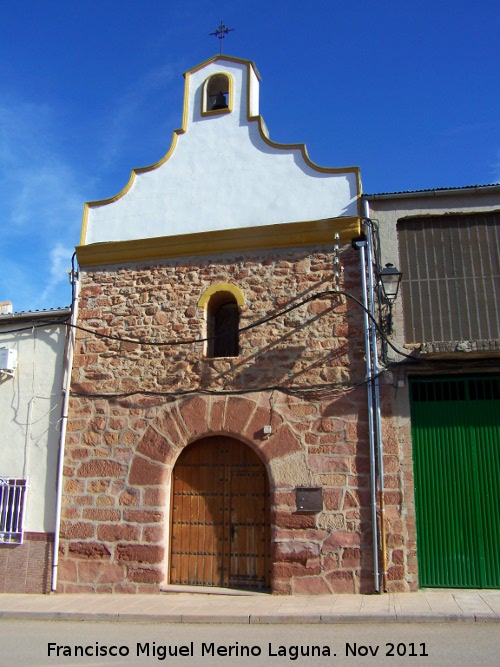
[1,610,498,624]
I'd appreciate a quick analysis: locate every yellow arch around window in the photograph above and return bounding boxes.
[197,283,245,309]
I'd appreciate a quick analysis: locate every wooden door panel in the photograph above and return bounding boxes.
[229,468,270,589]
[170,437,270,590]
[171,456,226,586]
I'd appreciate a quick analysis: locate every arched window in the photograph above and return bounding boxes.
[198,283,244,358]
[202,73,233,115]
[208,293,239,358]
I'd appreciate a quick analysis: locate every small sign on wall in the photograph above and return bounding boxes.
[296,487,323,513]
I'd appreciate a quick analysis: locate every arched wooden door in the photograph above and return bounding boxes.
[170,436,271,590]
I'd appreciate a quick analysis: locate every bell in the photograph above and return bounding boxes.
[211,92,228,110]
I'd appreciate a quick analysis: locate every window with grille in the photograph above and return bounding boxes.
[0,478,27,544]
[398,212,500,343]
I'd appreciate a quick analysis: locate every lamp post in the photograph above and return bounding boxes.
[378,263,402,335]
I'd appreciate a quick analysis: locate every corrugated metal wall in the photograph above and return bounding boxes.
[398,212,500,343]
[410,375,500,588]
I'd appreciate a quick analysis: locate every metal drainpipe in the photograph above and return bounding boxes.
[353,237,380,593]
[363,200,388,592]
[51,268,79,592]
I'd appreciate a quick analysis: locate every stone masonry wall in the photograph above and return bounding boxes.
[59,245,415,593]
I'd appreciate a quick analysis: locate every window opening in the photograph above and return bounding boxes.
[203,73,231,114]
[207,294,240,358]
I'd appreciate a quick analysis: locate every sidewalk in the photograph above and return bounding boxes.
[1,589,499,624]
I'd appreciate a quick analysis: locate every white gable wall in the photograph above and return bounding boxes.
[83,57,359,245]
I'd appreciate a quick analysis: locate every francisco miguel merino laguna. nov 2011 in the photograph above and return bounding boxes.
[47,640,429,660]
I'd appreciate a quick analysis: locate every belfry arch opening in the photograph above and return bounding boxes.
[170,436,271,591]
[202,72,232,115]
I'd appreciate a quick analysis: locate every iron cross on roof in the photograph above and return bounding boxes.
[210,21,235,55]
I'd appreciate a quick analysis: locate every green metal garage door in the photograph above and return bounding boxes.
[410,375,500,588]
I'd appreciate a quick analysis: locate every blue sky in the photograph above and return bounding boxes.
[1,1,499,313]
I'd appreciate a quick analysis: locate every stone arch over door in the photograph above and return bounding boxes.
[170,435,271,591]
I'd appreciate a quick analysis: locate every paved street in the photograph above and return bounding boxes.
[1,619,500,666]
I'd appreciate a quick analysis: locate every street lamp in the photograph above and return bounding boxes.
[377,263,402,335]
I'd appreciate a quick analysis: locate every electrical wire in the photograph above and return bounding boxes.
[71,367,393,400]
[1,288,417,360]
[65,288,417,361]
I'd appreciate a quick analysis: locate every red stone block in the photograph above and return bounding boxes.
[143,487,168,507]
[97,524,140,542]
[208,398,225,431]
[293,576,331,595]
[116,544,164,564]
[261,424,302,460]
[309,455,350,473]
[271,580,292,595]
[326,570,355,593]
[323,532,361,550]
[127,567,164,584]
[274,541,320,564]
[69,447,91,461]
[323,489,342,510]
[129,456,165,485]
[78,459,124,478]
[77,561,105,584]
[142,525,164,543]
[137,426,175,463]
[57,558,77,582]
[272,512,316,529]
[123,509,163,523]
[387,565,405,581]
[67,542,111,560]
[273,562,322,578]
[341,548,361,568]
[119,489,139,507]
[223,396,257,433]
[384,491,402,506]
[179,396,208,436]
[391,549,404,565]
[82,508,121,521]
[244,405,275,440]
[60,521,95,540]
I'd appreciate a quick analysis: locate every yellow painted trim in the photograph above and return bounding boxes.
[76,216,361,267]
[79,56,361,246]
[200,71,234,117]
[79,73,191,246]
[185,54,262,81]
[80,129,185,245]
[197,283,245,308]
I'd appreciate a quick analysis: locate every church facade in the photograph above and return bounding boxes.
[57,56,414,594]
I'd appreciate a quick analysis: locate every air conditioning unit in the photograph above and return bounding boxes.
[0,347,17,376]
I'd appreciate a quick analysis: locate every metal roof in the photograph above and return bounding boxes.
[364,183,500,199]
[0,306,71,322]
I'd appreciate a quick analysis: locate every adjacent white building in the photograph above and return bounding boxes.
[0,305,70,593]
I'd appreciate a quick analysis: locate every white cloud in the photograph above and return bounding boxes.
[0,62,183,312]
[0,98,83,311]
[0,101,83,234]
[40,243,75,304]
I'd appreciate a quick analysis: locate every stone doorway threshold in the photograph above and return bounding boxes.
[161,585,271,596]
